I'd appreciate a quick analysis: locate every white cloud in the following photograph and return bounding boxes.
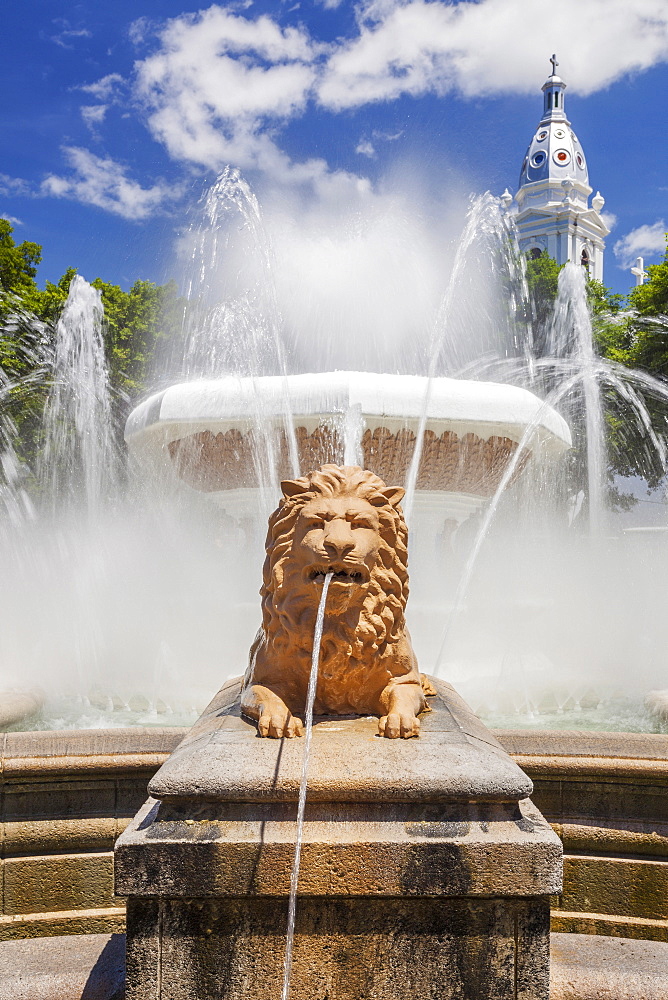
[601,211,617,232]
[129,17,154,46]
[356,139,376,157]
[51,25,92,49]
[79,73,125,101]
[49,2,667,217]
[133,5,367,196]
[1,215,23,227]
[318,0,668,109]
[41,147,180,220]
[135,6,316,144]
[0,175,32,197]
[81,105,108,131]
[614,221,667,269]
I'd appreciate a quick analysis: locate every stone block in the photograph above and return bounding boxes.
[4,854,115,915]
[115,776,160,820]
[3,817,117,856]
[560,856,668,921]
[125,896,551,1000]
[3,779,116,823]
[117,797,560,900]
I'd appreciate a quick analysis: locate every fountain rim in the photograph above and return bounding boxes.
[125,371,572,454]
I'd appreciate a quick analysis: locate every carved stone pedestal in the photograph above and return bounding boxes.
[115,676,562,1000]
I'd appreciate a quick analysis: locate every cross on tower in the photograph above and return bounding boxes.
[550,54,559,75]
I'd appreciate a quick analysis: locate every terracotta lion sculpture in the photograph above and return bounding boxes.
[241,464,434,739]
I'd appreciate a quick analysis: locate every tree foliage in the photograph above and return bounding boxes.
[629,236,668,317]
[0,220,42,304]
[523,246,668,504]
[524,250,562,348]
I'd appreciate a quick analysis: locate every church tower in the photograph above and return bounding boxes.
[502,56,609,281]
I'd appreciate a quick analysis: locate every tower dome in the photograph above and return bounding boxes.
[507,56,609,282]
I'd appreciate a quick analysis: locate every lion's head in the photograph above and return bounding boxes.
[260,465,409,662]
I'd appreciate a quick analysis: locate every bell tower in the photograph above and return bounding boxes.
[502,56,609,281]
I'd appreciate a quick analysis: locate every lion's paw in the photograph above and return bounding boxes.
[378,713,420,739]
[257,708,304,739]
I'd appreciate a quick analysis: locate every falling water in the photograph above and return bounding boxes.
[0,307,51,529]
[432,371,585,677]
[175,168,299,506]
[39,275,117,514]
[430,267,605,679]
[403,194,527,520]
[548,263,606,534]
[281,571,333,1000]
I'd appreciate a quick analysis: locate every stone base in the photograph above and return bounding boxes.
[126,896,550,1000]
[117,677,562,1000]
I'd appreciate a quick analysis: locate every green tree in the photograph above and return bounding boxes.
[593,234,668,379]
[0,220,41,303]
[92,277,184,400]
[523,250,563,353]
[629,235,668,317]
[589,237,668,497]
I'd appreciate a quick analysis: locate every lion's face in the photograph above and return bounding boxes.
[292,496,381,615]
[260,465,409,654]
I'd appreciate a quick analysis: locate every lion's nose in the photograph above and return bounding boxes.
[323,521,355,559]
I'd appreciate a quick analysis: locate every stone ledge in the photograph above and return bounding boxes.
[0,907,126,941]
[1,725,667,772]
[553,910,668,942]
[149,677,534,803]
[510,755,668,779]
[551,930,668,999]
[494,730,668,761]
[116,796,561,898]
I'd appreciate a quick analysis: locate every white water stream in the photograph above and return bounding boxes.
[39,275,117,515]
[281,571,333,1000]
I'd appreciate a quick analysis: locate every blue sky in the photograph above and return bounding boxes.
[2,0,667,296]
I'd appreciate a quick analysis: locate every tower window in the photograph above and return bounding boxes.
[530,247,542,259]
[580,248,590,270]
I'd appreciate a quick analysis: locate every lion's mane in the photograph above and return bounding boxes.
[260,465,409,665]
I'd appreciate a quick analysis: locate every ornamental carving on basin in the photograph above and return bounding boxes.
[168,425,530,495]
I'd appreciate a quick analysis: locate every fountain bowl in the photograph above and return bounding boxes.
[125,371,571,523]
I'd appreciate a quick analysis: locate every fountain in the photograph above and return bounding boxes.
[2,175,668,968]
[5,180,667,734]
[115,465,562,999]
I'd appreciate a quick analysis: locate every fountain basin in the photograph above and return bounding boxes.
[1,722,665,943]
[125,372,571,522]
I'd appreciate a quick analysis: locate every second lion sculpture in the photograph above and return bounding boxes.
[241,464,433,739]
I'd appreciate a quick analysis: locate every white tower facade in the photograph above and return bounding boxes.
[506,56,609,281]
